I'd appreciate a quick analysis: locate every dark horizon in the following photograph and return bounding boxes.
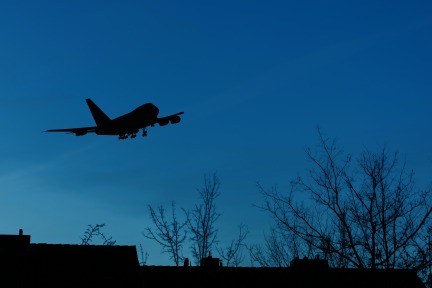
[0,229,425,288]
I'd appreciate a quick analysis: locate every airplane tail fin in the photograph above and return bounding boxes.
[86,98,111,126]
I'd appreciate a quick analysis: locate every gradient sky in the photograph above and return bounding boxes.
[0,1,430,266]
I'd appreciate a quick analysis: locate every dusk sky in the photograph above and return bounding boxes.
[0,1,430,266]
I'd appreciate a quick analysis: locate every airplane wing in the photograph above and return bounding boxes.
[154,112,184,126]
[45,126,97,136]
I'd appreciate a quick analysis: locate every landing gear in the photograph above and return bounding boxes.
[118,129,143,140]
[142,129,148,137]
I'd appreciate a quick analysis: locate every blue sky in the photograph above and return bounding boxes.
[0,1,430,265]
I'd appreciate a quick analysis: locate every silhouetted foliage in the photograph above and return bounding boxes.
[138,244,149,266]
[248,226,300,267]
[142,201,188,266]
[186,172,222,266]
[80,224,116,246]
[253,128,432,283]
[144,173,248,267]
[217,223,249,267]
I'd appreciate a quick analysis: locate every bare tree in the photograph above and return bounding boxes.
[142,201,188,266]
[187,172,221,266]
[255,128,432,275]
[80,223,116,246]
[143,173,249,266]
[138,244,149,266]
[248,224,310,267]
[217,224,249,267]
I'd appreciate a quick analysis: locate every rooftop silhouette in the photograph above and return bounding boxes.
[0,229,425,288]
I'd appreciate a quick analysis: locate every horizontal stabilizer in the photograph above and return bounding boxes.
[45,126,96,136]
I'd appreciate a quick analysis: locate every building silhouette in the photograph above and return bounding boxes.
[0,230,425,288]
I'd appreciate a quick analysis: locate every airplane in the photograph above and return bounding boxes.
[45,98,184,140]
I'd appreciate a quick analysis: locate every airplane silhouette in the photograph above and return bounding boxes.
[45,98,184,140]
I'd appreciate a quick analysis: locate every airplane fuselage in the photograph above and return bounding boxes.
[95,103,159,136]
[45,98,184,140]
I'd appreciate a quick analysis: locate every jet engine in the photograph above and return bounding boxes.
[74,131,87,136]
[169,115,181,124]
[158,119,170,126]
